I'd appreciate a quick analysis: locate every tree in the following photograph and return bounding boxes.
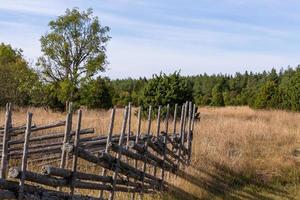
[279,67,300,111]
[139,71,193,117]
[80,77,113,109]
[252,80,280,109]
[0,43,40,106]
[37,8,110,104]
[210,83,224,106]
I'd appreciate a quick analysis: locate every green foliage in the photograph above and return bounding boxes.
[139,71,193,116]
[0,43,40,106]
[280,67,300,111]
[80,77,113,109]
[252,80,280,109]
[211,83,225,106]
[37,8,110,104]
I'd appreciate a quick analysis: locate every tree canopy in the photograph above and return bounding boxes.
[37,8,110,104]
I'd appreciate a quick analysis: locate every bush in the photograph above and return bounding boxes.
[139,71,193,117]
[80,77,113,109]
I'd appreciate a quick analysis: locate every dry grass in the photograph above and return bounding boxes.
[4,106,300,199]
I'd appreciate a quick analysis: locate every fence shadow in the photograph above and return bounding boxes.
[166,160,296,200]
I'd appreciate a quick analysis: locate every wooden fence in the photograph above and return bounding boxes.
[0,102,196,200]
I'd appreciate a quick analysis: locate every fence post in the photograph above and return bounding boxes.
[0,103,12,179]
[127,102,132,147]
[177,104,185,168]
[99,108,116,199]
[192,104,197,132]
[61,102,73,163]
[59,102,73,191]
[109,106,129,200]
[139,106,152,200]
[131,107,142,200]
[186,102,193,165]
[182,102,188,148]
[153,105,161,178]
[161,104,169,188]
[18,112,32,200]
[70,110,82,197]
[189,104,196,162]
[169,103,177,179]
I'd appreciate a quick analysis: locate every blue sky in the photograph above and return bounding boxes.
[0,0,300,78]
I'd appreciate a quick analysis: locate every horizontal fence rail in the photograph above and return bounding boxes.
[0,102,197,200]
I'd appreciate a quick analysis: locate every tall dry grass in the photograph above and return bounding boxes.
[3,106,300,199]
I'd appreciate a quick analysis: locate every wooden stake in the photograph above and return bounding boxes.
[139,106,152,200]
[18,112,32,200]
[70,110,82,197]
[99,108,116,199]
[131,107,142,200]
[109,106,129,200]
[0,103,12,179]
[161,104,169,186]
[187,102,193,164]
[153,106,161,177]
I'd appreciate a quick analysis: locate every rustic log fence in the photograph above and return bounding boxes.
[0,102,196,200]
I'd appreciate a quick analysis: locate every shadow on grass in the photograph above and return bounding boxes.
[165,160,296,200]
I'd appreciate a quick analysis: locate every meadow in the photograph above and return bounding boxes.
[2,106,300,200]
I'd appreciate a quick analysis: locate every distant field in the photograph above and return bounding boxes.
[3,106,300,199]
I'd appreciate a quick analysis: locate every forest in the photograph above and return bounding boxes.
[0,41,299,112]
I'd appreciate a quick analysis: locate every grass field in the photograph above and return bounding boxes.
[3,106,300,199]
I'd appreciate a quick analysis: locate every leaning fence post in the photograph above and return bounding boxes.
[58,102,73,192]
[182,102,189,148]
[189,104,196,163]
[177,104,185,168]
[0,103,12,179]
[131,107,142,200]
[18,112,32,200]
[60,103,73,167]
[70,110,82,197]
[153,105,161,178]
[109,106,129,200]
[192,104,197,132]
[169,103,177,179]
[126,102,132,148]
[161,104,169,188]
[186,101,193,165]
[139,106,152,200]
[99,108,116,199]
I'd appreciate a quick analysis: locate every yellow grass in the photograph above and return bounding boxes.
[3,106,300,199]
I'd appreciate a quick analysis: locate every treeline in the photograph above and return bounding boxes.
[1,41,300,111]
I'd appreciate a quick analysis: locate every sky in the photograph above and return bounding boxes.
[0,0,300,79]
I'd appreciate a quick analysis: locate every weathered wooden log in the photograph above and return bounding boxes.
[0,189,16,199]
[127,141,177,172]
[42,165,151,189]
[77,147,160,187]
[0,178,102,200]
[10,120,66,137]
[9,167,154,194]
[7,128,94,146]
[42,165,112,183]
[109,142,176,172]
[9,167,67,187]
